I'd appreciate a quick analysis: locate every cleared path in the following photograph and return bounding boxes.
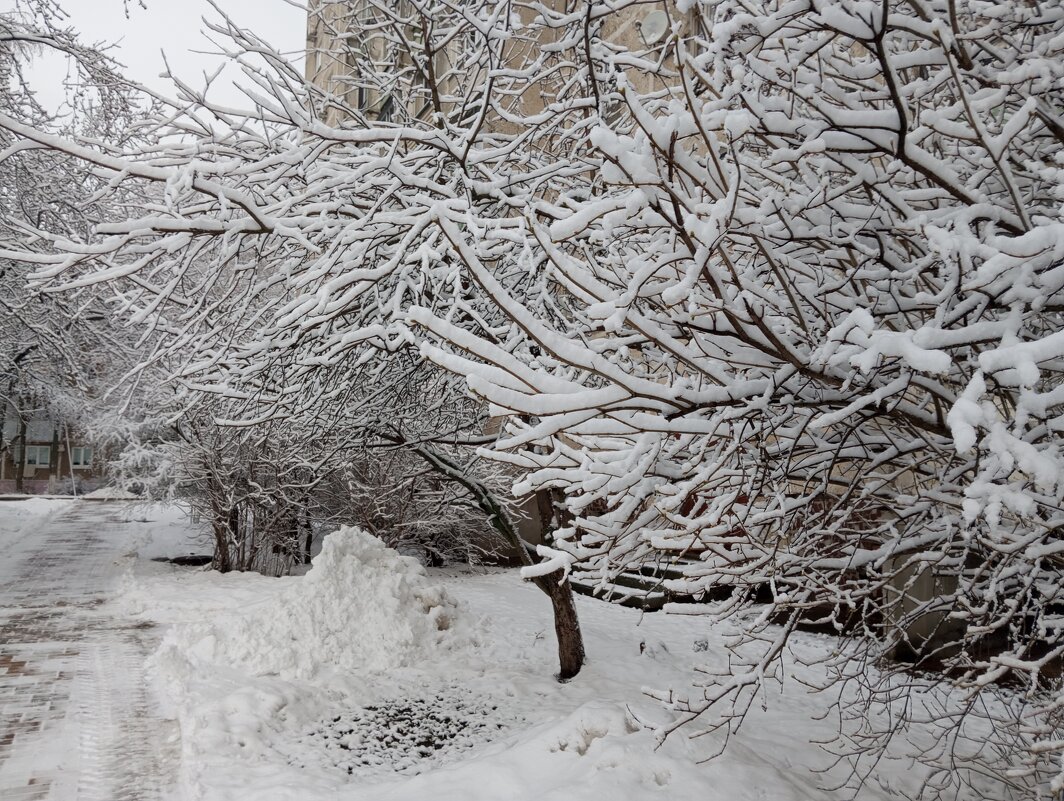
[0,501,178,801]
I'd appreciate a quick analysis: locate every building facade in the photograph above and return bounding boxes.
[0,402,101,495]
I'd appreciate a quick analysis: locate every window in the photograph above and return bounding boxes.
[71,446,93,469]
[25,445,50,468]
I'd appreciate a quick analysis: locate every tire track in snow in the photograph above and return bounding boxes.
[75,635,179,801]
[0,502,179,800]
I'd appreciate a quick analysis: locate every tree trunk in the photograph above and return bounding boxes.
[302,513,313,565]
[204,462,234,572]
[535,488,556,543]
[227,505,242,569]
[47,427,59,494]
[212,510,233,573]
[531,488,584,679]
[532,570,585,680]
[13,415,26,493]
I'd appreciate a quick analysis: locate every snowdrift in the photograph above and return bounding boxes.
[82,485,141,500]
[161,527,473,681]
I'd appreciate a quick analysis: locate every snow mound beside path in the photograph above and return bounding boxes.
[82,485,140,500]
[169,527,474,681]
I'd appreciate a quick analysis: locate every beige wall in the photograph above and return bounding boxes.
[304,0,698,126]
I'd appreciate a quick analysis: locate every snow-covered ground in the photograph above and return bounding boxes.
[0,500,999,800]
[115,509,938,801]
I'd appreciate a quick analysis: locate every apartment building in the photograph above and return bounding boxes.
[304,0,691,126]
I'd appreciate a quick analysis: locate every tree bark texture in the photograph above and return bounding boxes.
[531,570,585,680]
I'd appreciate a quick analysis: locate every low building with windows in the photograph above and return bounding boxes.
[0,403,102,495]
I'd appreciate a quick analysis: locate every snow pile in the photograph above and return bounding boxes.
[82,485,140,500]
[165,527,474,681]
[0,496,72,536]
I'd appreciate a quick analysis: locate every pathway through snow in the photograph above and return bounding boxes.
[0,500,179,801]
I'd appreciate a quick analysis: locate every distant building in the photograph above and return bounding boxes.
[303,0,690,127]
[0,401,102,495]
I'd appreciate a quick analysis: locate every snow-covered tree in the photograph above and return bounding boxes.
[0,0,589,677]
[0,0,149,489]
[3,0,1063,794]
[410,2,1064,796]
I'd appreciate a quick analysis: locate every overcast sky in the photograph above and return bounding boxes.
[6,0,307,112]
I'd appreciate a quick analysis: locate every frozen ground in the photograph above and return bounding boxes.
[0,501,975,800]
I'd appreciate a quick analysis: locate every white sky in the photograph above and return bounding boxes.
[6,0,307,112]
